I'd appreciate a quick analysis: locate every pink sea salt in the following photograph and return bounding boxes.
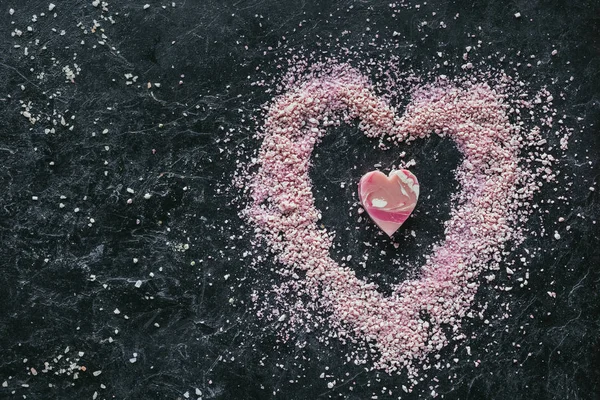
[240,63,551,378]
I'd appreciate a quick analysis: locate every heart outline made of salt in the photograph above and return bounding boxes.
[246,64,521,375]
[358,169,420,237]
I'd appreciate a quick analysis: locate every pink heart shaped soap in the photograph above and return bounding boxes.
[358,169,419,237]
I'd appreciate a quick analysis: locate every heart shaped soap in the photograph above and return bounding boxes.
[358,169,419,237]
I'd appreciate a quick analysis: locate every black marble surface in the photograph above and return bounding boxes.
[1,0,599,399]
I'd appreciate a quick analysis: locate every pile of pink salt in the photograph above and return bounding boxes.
[241,64,545,377]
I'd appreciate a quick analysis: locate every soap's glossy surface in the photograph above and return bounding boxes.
[358,170,419,236]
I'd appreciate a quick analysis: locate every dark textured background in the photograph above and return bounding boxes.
[1,0,599,399]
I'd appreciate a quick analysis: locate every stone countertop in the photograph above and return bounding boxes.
[0,0,599,399]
